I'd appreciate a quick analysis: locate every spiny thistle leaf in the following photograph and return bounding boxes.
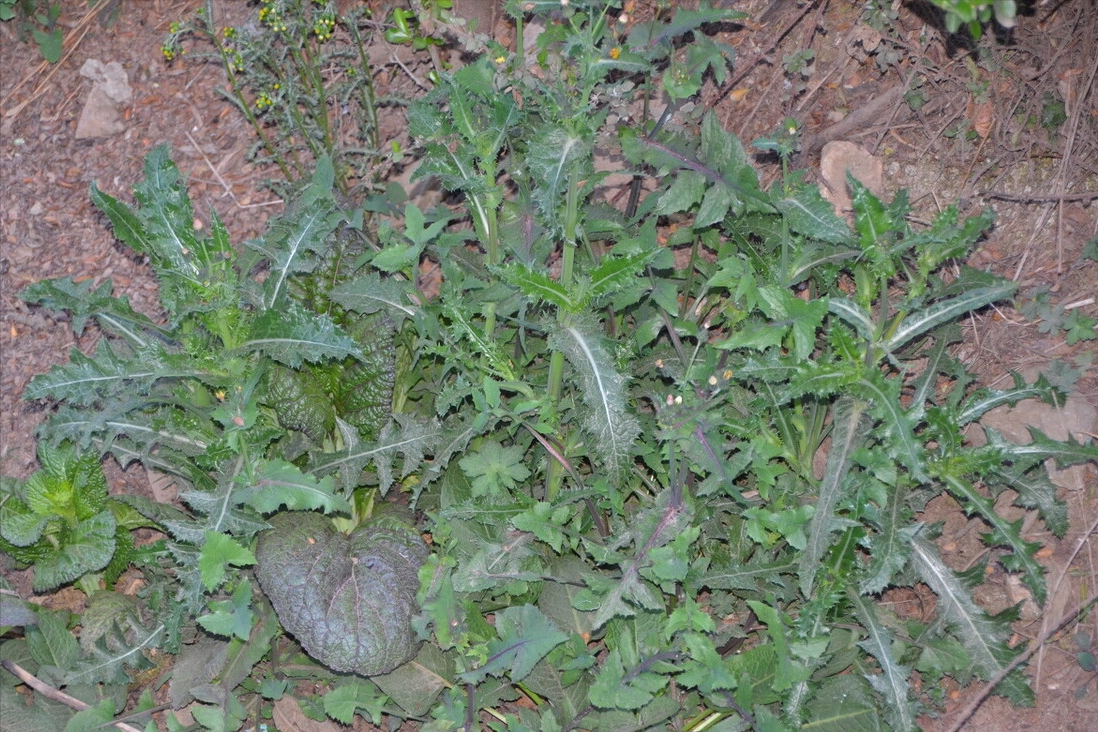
[774,185,853,246]
[800,397,869,596]
[525,123,592,227]
[243,303,362,368]
[935,469,1046,604]
[20,276,163,347]
[987,425,1098,470]
[854,371,928,484]
[550,324,639,479]
[957,372,1064,426]
[849,591,915,732]
[497,262,575,312]
[885,281,1015,352]
[65,592,165,686]
[460,604,568,684]
[24,341,195,407]
[233,459,350,515]
[910,534,1023,681]
[860,489,918,595]
[312,414,441,495]
[245,158,343,310]
[330,272,421,326]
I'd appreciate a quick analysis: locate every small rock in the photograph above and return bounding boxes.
[75,60,132,140]
[79,59,133,105]
[819,140,883,213]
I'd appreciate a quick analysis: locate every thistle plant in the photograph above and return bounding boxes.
[4,2,1096,731]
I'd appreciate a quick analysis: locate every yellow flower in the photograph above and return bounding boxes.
[609,47,621,60]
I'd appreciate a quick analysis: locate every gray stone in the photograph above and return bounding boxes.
[75,60,132,140]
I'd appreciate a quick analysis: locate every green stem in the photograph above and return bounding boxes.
[287,43,330,167]
[206,0,296,180]
[544,165,582,502]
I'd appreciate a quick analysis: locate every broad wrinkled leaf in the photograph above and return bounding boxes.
[255,509,428,676]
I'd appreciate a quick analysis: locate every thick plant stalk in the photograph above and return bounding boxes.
[544,165,582,501]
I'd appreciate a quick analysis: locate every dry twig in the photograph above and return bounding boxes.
[1,659,151,732]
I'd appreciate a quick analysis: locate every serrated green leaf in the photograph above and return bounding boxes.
[746,602,811,693]
[675,632,734,697]
[63,697,115,732]
[93,146,198,277]
[989,426,1098,470]
[372,643,453,717]
[197,579,254,641]
[323,681,386,725]
[233,460,349,515]
[775,186,852,245]
[656,169,706,215]
[526,124,591,224]
[849,591,915,731]
[242,303,361,367]
[828,298,876,342]
[757,286,829,362]
[198,531,256,592]
[461,604,567,684]
[551,324,639,478]
[588,648,668,710]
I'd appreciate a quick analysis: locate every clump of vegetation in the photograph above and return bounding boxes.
[162,0,391,205]
[3,2,1095,731]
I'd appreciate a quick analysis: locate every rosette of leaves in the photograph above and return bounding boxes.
[0,442,149,592]
[254,506,428,676]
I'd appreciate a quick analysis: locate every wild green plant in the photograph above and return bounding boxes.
[320,1,1096,730]
[5,1,1098,731]
[0,442,155,595]
[4,147,411,730]
[0,0,62,62]
[925,0,1017,37]
[163,0,388,204]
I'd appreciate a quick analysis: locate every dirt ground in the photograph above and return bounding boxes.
[1,1,1096,730]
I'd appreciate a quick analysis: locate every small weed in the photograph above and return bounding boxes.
[1019,288,1098,347]
[163,0,390,206]
[0,0,62,62]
